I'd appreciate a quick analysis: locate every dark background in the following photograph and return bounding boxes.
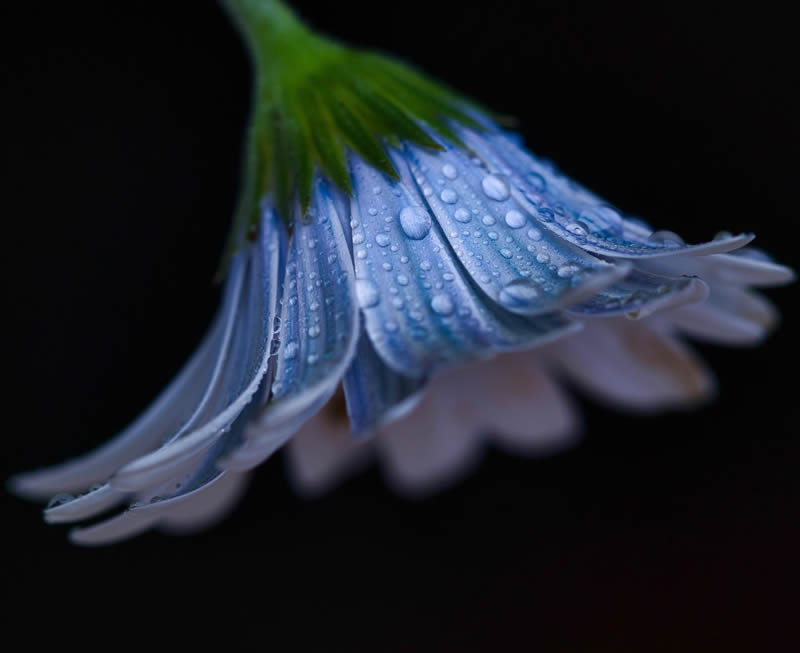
[2,1,798,649]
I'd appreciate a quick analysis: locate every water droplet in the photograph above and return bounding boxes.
[352,232,365,245]
[566,221,589,237]
[482,174,510,201]
[356,279,380,308]
[356,249,367,259]
[47,493,74,509]
[537,207,555,221]
[309,301,320,311]
[505,209,526,229]
[440,189,458,204]
[399,206,432,239]
[420,261,432,271]
[442,163,458,179]
[482,215,496,226]
[527,227,542,241]
[443,272,455,281]
[375,233,390,247]
[500,248,513,259]
[648,230,685,247]
[536,253,550,264]
[527,172,547,192]
[557,264,580,278]
[368,207,378,216]
[307,325,321,338]
[372,186,382,195]
[488,231,498,240]
[430,294,455,316]
[284,341,299,360]
[396,274,410,286]
[498,279,541,308]
[382,262,393,271]
[385,321,398,332]
[454,207,471,223]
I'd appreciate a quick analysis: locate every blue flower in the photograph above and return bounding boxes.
[10,1,794,544]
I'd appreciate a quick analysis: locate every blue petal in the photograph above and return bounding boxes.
[222,180,360,471]
[108,207,286,492]
[568,269,709,320]
[342,329,424,436]
[403,142,630,318]
[347,152,582,378]
[461,127,754,259]
[9,251,248,499]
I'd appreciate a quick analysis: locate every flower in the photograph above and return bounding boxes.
[10,0,794,545]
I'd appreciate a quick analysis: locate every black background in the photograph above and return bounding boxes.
[3,2,799,650]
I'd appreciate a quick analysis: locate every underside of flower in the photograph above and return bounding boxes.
[10,0,794,545]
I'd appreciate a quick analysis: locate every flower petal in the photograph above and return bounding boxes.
[377,349,578,495]
[667,284,779,346]
[568,269,709,320]
[403,143,630,316]
[549,318,716,412]
[462,127,754,259]
[222,180,360,471]
[9,251,248,500]
[342,329,424,435]
[105,210,286,492]
[284,392,372,497]
[348,151,584,377]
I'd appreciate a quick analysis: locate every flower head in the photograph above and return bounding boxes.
[11,0,794,544]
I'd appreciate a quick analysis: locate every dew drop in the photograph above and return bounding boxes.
[375,233,390,247]
[500,248,513,259]
[442,163,458,179]
[284,341,299,360]
[498,279,541,309]
[440,189,458,204]
[648,230,685,247]
[527,227,542,241]
[566,221,589,237]
[399,206,432,239]
[482,174,510,201]
[527,172,547,192]
[557,264,580,278]
[356,279,380,308]
[352,232,365,245]
[396,274,410,286]
[454,207,471,223]
[430,294,455,316]
[482,215,496,226]
[505,209,526,229]
[47,493,74,509]
[307,325,321,338]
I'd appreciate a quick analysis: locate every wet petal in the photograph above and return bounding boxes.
[549,318,716,412]
[403,142,630,316]
[349,151,585,377]
[568,269,709,320]
[462,127,754,259]
[223,180,360,471]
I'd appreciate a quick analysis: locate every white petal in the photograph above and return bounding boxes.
[377,351,578,495]
[284,394,372,497]
[549,318,715,412]
[158,472,250,535]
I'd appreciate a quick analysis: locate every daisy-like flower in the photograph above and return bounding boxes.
[11,0,794,545]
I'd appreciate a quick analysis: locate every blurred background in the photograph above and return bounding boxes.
[3,1,798,649]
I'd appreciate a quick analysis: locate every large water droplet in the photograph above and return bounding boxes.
[356,279,380,308]
[440,189,458,204]
[442,163,458,179]
[498,279,542,309]
[399,206,432,239]
[429,293,454,316]
[481,174,509,201]
[505,209,526,229]
[454,207,471,223]
[648,230,685,247]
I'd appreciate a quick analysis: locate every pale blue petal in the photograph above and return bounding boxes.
[403,142,630,318]
[108,207,286,492]
[222,180,360,471]
[348,151,582,378]
[568,269,709,320]
[342,329,424,436]
[9,252,244,499]
[461,127,754,259]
